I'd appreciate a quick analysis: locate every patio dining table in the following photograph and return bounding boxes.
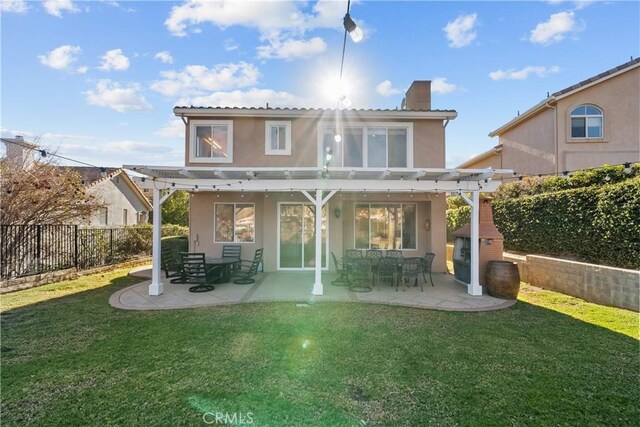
[205,257,240,284]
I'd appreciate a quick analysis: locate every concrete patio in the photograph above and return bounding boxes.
[109,266,516,312]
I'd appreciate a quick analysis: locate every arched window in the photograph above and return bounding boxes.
[570,105,603,138]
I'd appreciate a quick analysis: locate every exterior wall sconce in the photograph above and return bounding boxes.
[423,219,431,231]
[334,207,341,219]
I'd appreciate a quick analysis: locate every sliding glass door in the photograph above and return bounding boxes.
[278,203,327,269]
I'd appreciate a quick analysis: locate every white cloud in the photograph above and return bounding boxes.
[178,88,303,108]
[257,36,326,60]
[155,119,185,138]
[431,77,458,94]
[76,65,88,74]
[38,45,81,70]
[99,49,130,71]
[150,62,259,97]
[154,51,174,64]
[530,11,580,45]
[1,0,28,13]
[489,65,560,81]
[224,39,238,51]
[85,79,152,113]
[375,80,401,97]
[545,0,594,10]
[443,13,478,48]
[43,0,79,17]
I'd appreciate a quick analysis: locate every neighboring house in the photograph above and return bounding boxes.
[65,167,152,226]
[128,81,513,297]
[1,137,152,226]
[459,58,640,174]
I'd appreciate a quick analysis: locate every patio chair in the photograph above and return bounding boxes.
[349,257,372,293]
[331,252,350,287]
[180,252,222,293]
[386,250,403,259]
[233,248,263,285]
[161,246,183,283]
[345,249,364,259]
[366,249,383,260]
[398,257,422,292]
[376,256,398,287]
[222,244,242,273]
[420,252,436,287]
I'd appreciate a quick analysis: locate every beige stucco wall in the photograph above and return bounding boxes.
[87,176,149,226]
[185,116,446,168]
[495,66,640,175]
[189,191,448,273]
[499,109,556,175]
[555,68,640,171]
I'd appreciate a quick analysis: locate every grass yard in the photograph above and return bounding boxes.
[1,269,638,426]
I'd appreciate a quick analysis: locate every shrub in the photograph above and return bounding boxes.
[113,224,189,258]
[493,177,639,269]
[446,205,470,241]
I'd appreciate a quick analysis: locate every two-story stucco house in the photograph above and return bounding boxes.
[458,58,640,173]
[128,81,513,297]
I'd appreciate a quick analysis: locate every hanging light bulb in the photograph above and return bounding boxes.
[334,132,342,143]
[343,13,364,43]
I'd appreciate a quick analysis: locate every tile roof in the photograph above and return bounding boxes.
[552,57,640,97]
[60,166,121,185]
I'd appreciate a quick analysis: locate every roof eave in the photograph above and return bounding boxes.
[173,107,457,120]
[456,145,503,169]
[488,99,553,137]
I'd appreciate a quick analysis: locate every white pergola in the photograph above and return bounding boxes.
[125,166,514,298]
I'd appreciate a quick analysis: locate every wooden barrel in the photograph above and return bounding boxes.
[485,261,520,299]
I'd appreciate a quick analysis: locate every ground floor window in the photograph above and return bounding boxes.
[355,203,417,250]
[214,203,255,243]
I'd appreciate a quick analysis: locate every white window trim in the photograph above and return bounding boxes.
[569,104,604,140]
[353,203,418,250]
[265,120,292,155]
[317,122,414,169]
[189,119,233,164]
[214,202,255,243]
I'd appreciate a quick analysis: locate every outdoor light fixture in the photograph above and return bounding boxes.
[334,207,341,219]
[343,13,363,43]
[334,132,342,143]
[424,219,431,231]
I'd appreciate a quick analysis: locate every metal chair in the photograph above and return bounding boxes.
[376,256,398,287]
[161,246,184,283]
[222,244,242,273]
[180,252,222,293]
[349,258,372,293]
[233,248,263,285]
[345,249,364,259]
[366,249,383,260]
[386,250,403,259]
[421,252,436,287]
[398,257,422,292]
[331,252,350,287]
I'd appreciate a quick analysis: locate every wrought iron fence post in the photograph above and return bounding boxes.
[74,225,79,269]
[110,228,114,262]
[36,224,42,274]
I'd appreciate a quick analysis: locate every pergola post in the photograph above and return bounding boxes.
[312,190,323,295]
[468,190,482,296]
[149,187,163,296]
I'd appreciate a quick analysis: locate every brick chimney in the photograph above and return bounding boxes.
[404,80,431,111]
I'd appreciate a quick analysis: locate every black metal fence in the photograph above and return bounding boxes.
[0,225,149,280]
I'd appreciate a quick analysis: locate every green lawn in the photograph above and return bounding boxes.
[1,269,638,426]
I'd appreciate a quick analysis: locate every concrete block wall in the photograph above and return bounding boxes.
[516,255,639,312]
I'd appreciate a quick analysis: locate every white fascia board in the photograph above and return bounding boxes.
[173,108,457,121]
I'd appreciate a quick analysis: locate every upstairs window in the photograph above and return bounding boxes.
[570,105,603,139]
[321,123,412,168]
[190,120,233,163]
[265,121,291,155]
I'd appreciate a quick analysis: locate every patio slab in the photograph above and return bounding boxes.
[111,267,516,312]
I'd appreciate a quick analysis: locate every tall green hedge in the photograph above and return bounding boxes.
[492,177,640,269]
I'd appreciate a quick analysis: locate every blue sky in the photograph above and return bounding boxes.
[1,0,638,168]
